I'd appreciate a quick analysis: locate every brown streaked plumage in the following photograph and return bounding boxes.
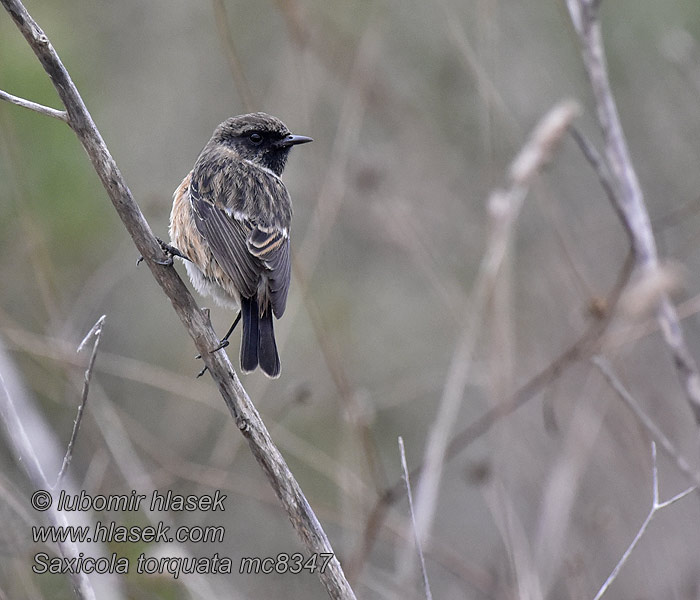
[169,112,312,378]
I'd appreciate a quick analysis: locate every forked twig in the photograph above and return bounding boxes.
[592,442,695,600]
[53,315,105,489]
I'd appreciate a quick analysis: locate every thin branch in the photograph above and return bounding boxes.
[0,2,355,598]
[568,125,632,243]
[565,0,700,423]
[53,315,105,489]
[0,88,67,121]
[592,442,695,600]
[397,437,433,600]
[592,355,700,490]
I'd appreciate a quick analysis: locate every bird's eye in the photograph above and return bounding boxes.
[249,132,263,145]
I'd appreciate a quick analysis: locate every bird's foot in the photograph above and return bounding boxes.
[137,238,188,266]
[194,339,231,378]
[194,338,230,360]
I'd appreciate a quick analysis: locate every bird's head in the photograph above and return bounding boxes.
[212,112,312,175]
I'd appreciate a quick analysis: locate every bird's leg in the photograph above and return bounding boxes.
[195,312,242,378]
[211,312,242,352]
[196,312,241,357]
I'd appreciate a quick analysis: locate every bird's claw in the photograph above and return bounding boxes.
[136,238,186,266]
[158,238,189,263]
[211,339,230,353]
[153,254,174,266]
[194,339,230,361]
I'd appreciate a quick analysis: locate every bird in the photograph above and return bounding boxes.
[168,112,312,378]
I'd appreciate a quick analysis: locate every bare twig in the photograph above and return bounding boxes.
[402,101,579,577]
[592,355,700,489]
[0,88,67,121]
[0,2,355,598]
[53,315,105,489]
[568,125,631,242]
[565,0,700,423]
[592,442,695,600]
[397,437,433,600]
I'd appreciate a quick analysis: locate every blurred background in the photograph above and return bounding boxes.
[2,0,700,598]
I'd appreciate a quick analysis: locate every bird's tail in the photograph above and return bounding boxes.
[240,297,259,373]
[258,307,280,378]
[240,297,280,378]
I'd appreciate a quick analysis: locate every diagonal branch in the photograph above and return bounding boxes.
[0,2,355,598]
[565,0,700,424]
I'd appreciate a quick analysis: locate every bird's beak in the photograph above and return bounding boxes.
[276,134,313,148]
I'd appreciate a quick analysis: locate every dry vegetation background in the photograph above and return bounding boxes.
[2,0,700,599]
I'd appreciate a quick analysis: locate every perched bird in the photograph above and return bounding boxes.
[168,112,312,378]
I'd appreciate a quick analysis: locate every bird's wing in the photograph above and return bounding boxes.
[190,170,292,317]
[247,227,291,318]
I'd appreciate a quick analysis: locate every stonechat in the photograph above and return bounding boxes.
[169,112,312,378]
